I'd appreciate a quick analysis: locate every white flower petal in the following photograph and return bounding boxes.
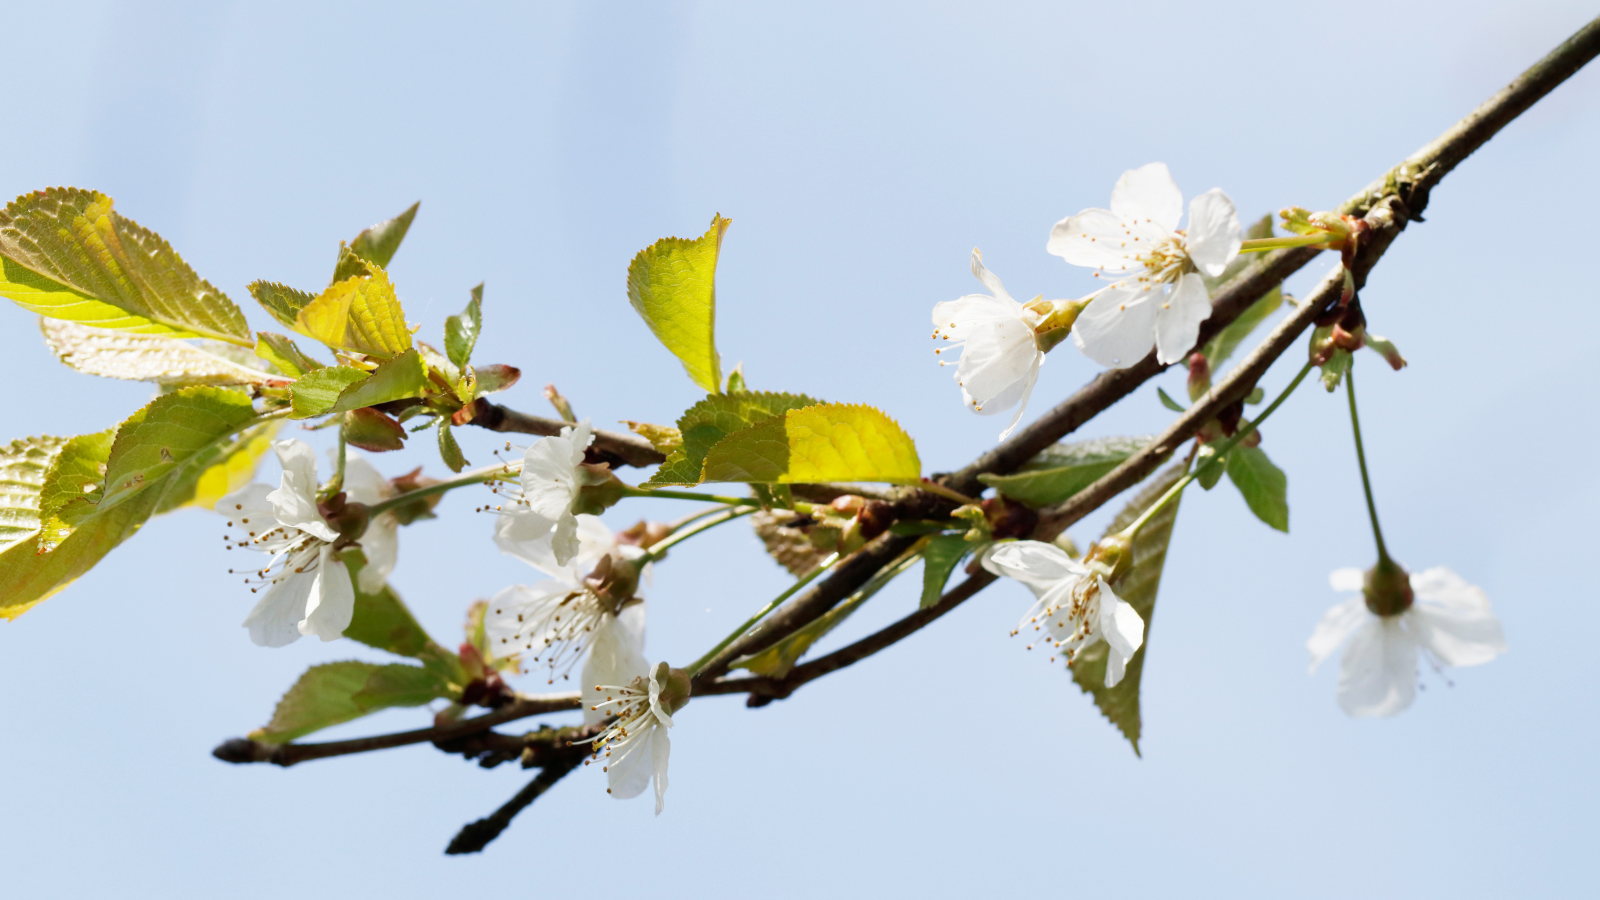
[933,293,1025,338]
[605,726,655,801]
[954,320,1040,410]
[268,439,338,542]
[1183,189,1241,276]
[1407,603,1506,668]
[1153,272,1212,365]
[340,454,395,505]
[994,357,1041,442]
[1047,208,1146,272]
[1070,283,1158,368]
[1409,567,1491,613]
[519,436,582,522]
[354,513,399,594]
[218,482,275,521]
[493,510,572,579]
[968,248,1012,302]
[980,541,1089,599]
[581,611,650,726]
[1328,568,1365,593]
[1098,585,1145,689]
[549,512,582,568]
[650,725,671,816]
[298,547,355,642]
[241,570,314,648]
[1110,163,1183,232]
[485,581,583,656]
[1336,617,1417,717]
[563,420,595,466]
[1307,596,1367,673]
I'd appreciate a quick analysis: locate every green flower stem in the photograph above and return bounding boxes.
[1238,234,1336,253]
[322,417,349,500]
[667,504,740,532]
[1118,360,1316,540]
[1345,370,1392,563]
[364,461,518,517]
[685,550,843,677]
[622,485,816,516]
[638,505,758,565]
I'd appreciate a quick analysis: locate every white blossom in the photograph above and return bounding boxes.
[494,420,595,567]
[485,517,647,685]
[586,659,682,815]
[1047,162,1240,367]
[220,440,398,647]
[1308,566,1507,717]
[931,249,1047,441]
[980,540,1145,687]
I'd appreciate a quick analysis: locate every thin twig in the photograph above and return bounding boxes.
[211,692,582,767]
[445,754,584,855]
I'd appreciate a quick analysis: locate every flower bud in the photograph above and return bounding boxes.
[951,504,992,543]
[1363,333,1408,371]
[1026,296,1090,354]
[318,492,372,546]
[1187,352,1212,402]
[1363,557,1414,617]
[584,553,642,610]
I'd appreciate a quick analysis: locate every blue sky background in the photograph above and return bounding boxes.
[1,1,1597,896]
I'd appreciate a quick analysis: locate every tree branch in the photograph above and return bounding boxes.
[211,692,582,767]
[444,753,585,855]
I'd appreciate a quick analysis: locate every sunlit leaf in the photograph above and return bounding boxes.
[248,281,317,330]
[1070,462,1187,755]
[295,263,412,359]
[289,366,369,419]
[36,430,113,552]
[162,419,281,513]
[625,421,683,457]
[331,348,425,413]
[0,188,251,345]
[0,436,68,552]
[40,318,286,387]
[254,332,323,378]
[1226,445,1289,532]
[700,403,921,485]
[626,215,728,392]
[445,283,481,371]
[332,201,420,284]
[0,486,158,621]
[100,386,260,508]
[978,436,1149,508]
[643,391,820,487]
[247,660,453,745]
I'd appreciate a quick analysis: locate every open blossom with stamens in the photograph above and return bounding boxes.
[1308,566,1507,717]
[494,419,596,567]
[586,660,688,815]
[980,540,1145,687]
[1047,162,1241,367]
[219,440,398,647]
[930,249,1051,441]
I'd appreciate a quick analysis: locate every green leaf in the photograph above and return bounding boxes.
[1226,445,1289,532]
[643,391,820,487]
[0,436,68,552]
[248,660,452,745]
[920,534,972,609]
[100,386,259,508]
[1203,285,1283,371]
[344,408,406,452]
[626,421,683,457]
[36,430,113,551]
[445,283,482,370]
[978,436,1148,508]
[248,281,317,330]
[333,201,420,284]
[626,214,728,393]
[438,421,466,472]
[0,485,159,621]
[289,365,369,419]
[0,188,251,345]
[331,348,425,413]
[342,552,460,674]
[155,418,281,515]
[294,263,412,359]
[1070,461,1187,755]
[1156,387,1186,413]
[40,318,286,387]
[700,403,921,485]
[254,332,323,378]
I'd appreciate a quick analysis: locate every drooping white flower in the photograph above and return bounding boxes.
[1047,162,1241,367]
[220,440,398,647]
[338,452,400,594]
[980,540,1145,687]
[931,250,1047,441]
[494,420,595,567]
[586,659,686,815]
[1307,566,1507,717]
[484,523,647,685]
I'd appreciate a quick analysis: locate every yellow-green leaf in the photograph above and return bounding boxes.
[643,391,820,487]
[332,201,420,284]
[41,318,287,387]
[248,281,317,330]
[248,660,453,745]
[255,332,323,378]
[0,436,68,552]
[0,486,159,621]
[101,387,260,507]
[37,430,114,552]
[0,188,252,345]
[295,263,411,359]
[700,403,921,485]
[331,348,425,413]
[163,419,281,513]
[289,366,369,419]
[626,214,728,392]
